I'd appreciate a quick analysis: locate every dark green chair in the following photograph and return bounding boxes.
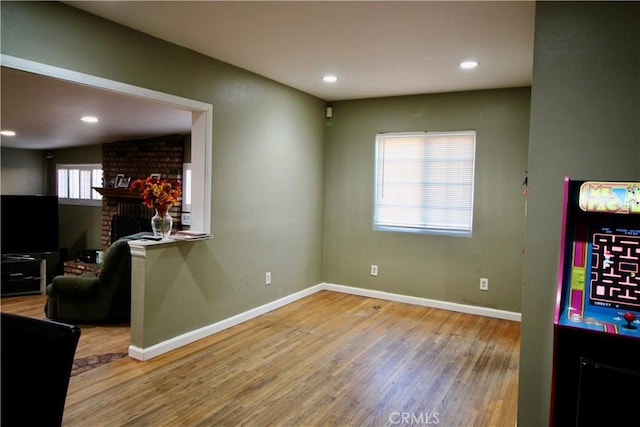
[45,233,149,323]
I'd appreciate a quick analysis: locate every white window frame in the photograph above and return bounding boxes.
[374,130,476,237]
[56,163,103,206]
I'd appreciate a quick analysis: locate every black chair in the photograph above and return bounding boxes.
[1,312,81,426]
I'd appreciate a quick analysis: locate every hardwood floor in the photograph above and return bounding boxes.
[1,291,520,426]
[0,294,130,360]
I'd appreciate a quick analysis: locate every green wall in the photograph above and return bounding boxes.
[519,2,640,425]
[1,1,327,341]
[324,88,530,312]
[2,2,531,349]
[5,2,639,425]
[0,147,47,194]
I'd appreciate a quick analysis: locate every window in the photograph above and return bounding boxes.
[57,164,103,206]
[182,163,192,213]
[374,131,476,236]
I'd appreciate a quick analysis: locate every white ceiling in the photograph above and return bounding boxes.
[1,67,194,150]
[1,1,535,150]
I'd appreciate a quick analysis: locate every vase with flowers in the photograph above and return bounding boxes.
[130,176,181,239]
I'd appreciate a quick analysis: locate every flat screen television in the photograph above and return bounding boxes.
[1,195,59,255]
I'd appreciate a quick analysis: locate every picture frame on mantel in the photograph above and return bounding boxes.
[116,174,131,189]
[103,176,116,188]
[150,173,161,180]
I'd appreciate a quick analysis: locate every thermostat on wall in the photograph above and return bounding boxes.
[181,213,191,226]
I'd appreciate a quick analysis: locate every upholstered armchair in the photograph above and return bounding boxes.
[45,233,148,323]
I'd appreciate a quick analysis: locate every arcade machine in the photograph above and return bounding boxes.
[551,178,640,426]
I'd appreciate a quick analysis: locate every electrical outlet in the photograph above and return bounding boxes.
[265,272,271,285]
[480,278,489,291]
[371,265,378,276]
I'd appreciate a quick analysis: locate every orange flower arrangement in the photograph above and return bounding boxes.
[130,176,181,215]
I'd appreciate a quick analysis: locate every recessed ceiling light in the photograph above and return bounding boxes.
[0,130,16,137]
[459,60,479,70]
[81,116,99,123]
[322,75,338,83]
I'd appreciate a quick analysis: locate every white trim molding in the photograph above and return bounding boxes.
[129,284,323,361]
[322,283,522,322]
[0,54,212,111]
[129,282,520,361]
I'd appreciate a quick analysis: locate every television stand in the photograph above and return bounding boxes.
[1,256,46,297]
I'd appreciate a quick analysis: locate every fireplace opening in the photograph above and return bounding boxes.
[110,215,153,244]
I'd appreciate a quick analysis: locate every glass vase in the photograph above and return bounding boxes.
[151,209,173,239]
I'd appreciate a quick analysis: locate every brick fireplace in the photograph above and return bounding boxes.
[99,134,186,249]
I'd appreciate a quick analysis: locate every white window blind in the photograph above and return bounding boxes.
[182,163,192,213]
[56,164,103,206]
[374,131,476,236]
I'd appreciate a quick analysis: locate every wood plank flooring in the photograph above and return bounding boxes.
[1,290,520,426]
[0,293,129,360]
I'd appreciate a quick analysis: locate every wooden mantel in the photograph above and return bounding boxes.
[93,187,142,200]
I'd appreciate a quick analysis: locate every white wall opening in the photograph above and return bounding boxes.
[1,54,213,234]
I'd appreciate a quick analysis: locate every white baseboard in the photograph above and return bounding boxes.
[129,282,520,361]
[322,283,522,322]
[128,284,323,361]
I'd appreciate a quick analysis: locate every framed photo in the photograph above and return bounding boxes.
[150,173,161,180]
[116,175,131,188]
[103,177,116,188]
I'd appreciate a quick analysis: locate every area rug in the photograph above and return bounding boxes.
[71,352,128,376]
